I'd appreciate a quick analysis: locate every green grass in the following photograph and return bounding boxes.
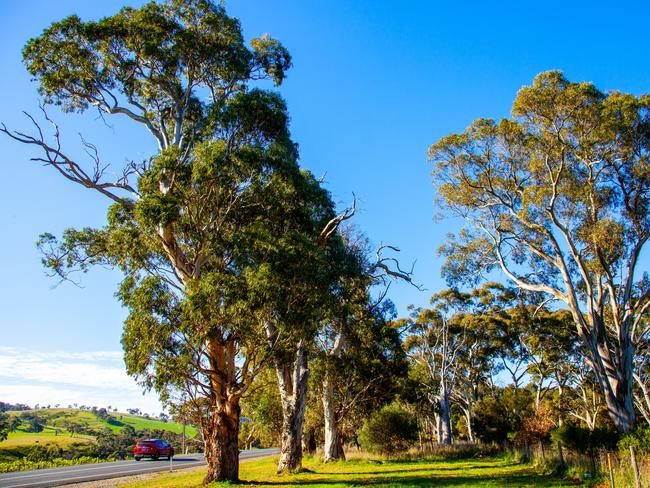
[0,408,197,462]
[4,408,196,437]
[119,414,198,436]
[0,430,93,448]
[121,454,573,487]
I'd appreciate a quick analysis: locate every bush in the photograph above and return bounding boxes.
[551,424,620,454]
[618,426,650,455]
[0,456,105,473]
[358,404,418,456]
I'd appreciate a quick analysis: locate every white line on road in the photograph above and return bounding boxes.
[0,457,202,481]
[0,450,278,488]
[1,462,207,488]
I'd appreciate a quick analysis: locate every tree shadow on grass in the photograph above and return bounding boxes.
[323,462,518,476]
[238,469,569,487]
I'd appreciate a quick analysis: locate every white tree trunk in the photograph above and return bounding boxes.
[322,373,345,461]
[438,386,453,445]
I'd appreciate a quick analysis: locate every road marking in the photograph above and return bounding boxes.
[0,450,278,488]
[0,458,202,481]
[1,462,207,488]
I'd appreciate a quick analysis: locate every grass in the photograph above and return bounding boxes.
[3,408,197,437]
[119,413,198,436]
[0,408,197,462]
[0,430,93,448]
[121,453,574,487]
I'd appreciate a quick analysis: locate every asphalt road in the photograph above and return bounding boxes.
[0,448,280,488]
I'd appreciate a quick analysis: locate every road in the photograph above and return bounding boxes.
[0,448,280,488]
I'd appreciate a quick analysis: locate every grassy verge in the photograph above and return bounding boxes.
[0,456,107,473]
[121,453,573,487]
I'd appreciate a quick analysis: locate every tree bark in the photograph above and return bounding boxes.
[303,427,317,455]
[275,341,309,473]
[323,372,345,461]
[580,317,636,433]
[203,402,240,483]
[202,336,241,483]
[437,387,453,445]
[461,406,474,443]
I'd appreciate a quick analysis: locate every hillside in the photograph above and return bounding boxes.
[0,408,197,462]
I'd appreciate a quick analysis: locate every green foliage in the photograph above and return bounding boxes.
[0,413,9,442]
[473,387,535,444]
[618,425,650,454]
[22,0,291,114]
[430,70,649,432]
[358,404,418,455]
[551,424,620,454]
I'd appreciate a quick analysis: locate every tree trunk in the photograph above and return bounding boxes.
[462,406,474,443]
[303,427,316,455]
[203,403,240,483]
[203,337,241,483]
[583,327,636,433]
[323,372,345,461]
[275,341,309,473]
[438,387,453,445]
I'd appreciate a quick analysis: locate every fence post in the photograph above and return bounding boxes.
[607,452,615,488]
[629,446,642,488]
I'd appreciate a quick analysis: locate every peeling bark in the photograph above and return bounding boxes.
[275,341,309,473]
[201,336,242,483]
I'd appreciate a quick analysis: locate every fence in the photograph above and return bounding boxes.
[519,442,648,487]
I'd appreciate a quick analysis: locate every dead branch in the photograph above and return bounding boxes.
[1,107,139,208]
[318,193,356,245]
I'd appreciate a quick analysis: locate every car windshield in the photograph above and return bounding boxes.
[137,441,155,446]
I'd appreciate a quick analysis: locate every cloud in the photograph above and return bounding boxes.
[0,347,162,414]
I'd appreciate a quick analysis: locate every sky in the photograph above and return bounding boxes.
[1,0,649,413]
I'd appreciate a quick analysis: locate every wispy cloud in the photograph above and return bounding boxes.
[0,347,162,414]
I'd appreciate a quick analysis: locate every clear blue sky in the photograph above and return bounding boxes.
[1,0,649,411]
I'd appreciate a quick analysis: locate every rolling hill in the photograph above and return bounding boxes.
[0,408,197,462]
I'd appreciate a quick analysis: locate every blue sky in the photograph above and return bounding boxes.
[1,0,649,412]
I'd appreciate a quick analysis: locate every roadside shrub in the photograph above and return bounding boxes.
[0,456,106,473]
[358,404,418,456]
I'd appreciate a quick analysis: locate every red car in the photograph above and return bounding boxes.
[134,439,175,461]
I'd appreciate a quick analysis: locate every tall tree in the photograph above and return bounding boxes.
[318,229,417,461]
[249,173,341,473]
[431,71,649,432]
[405,290,471,445]
[0,1,314,482]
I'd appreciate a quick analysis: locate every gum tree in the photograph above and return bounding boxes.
[318,229,417,461]
[0,0,312,482]
[431,71,649,432]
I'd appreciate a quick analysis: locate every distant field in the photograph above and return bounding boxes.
[4,408,196,437]
[0,408,197,461]
[1,430,93,448]
[119,414,198,436]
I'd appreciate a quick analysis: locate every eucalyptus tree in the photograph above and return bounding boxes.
[0,0,318,482]
[431,71,649,432]
[566,354,604,430]
[317,294,405,461]
[405,290,471,445]
[450,286,507,442]
[317,228,416,461]
[633,315,650,425]
[247,172,341,473]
